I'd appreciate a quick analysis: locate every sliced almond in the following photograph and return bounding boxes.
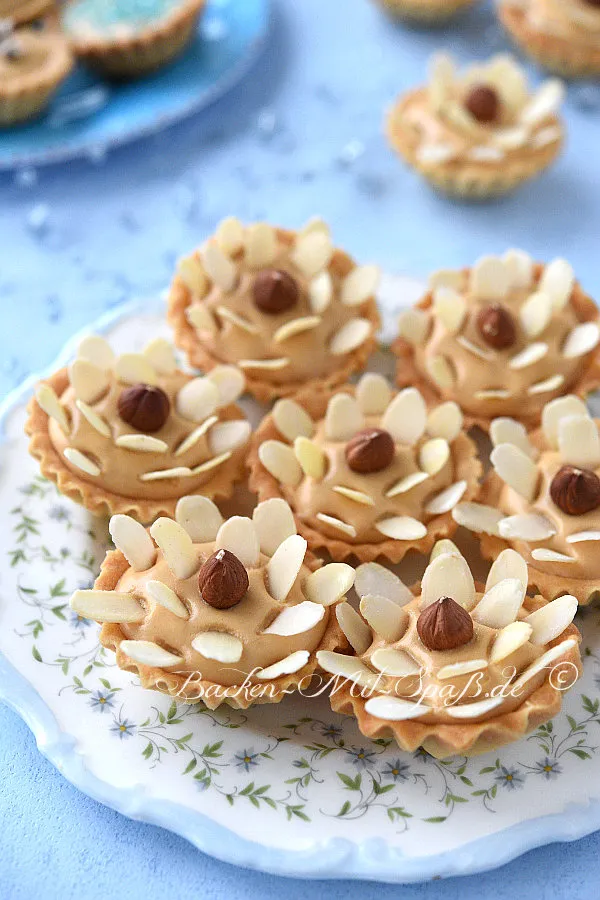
[356,373,392,415]
[470,255,510,301]
[425,355,455,391]
[324,393,364,441]
[115,353,157,387]
[209,420,251,455]
[215,216,245,256]
[150,517,199,580]
[174,416,218,457]
[273,398,314,442]
[332,485,374,505]
[486,548,528,594]
[397,308,430,345]
[192,451,232,476]
[386,472,429,498]
[445,697,504,720]
[175,495,223,543]
[329,318,372,355]
[430,538,461,560]
[433,286,466,333]
[76,399,111,438]
[78,335,115,370]
[370,647,419,677]
[192,632,243,664]
[116,434,169,453]
[354,564,411,608]
[206,365,245,406]
[563,323,600,359]
[291,230,333,278]
[491,443,539,502]
[121,640,183,668]
[70,589,144,624]
[267,534,307,602]
[244,223,278,267]
[509,342,548,370]
[316,513,357,538]
[437,659,488,681]
[146,580,189,619]
[263,600,325,636]
[274,315,321,344]
[498,513,557,542]
[472,578,525,628]
[360,595,409,643]
[316,650,381,690]
[426,402,462,443]
[239,358,289,371]
[341,264,380,307]
[542,395,590,449]
[255,650,310,680]
[519,291,552,338]
[109,514,156,571]
[456,336,495,361]
[493,130,528,153]
[566,531,600,544]
[376,516,427,541]
[490,417,535,458]
[216,516,260,568]
[417,143,456,165]
[421,551,476,611]
[176,377,219,423]
[201,242,238,290]
[452,502,503,536]
[304,563,355,607]
[475,389,511,401]
[429,268,463,291]
[425,481,467,515]
[521,79,565,128]
[253,498,297,557]
[512,638,577,693]
[364,695,430,721]
[309,271,333,314]
[68,359,110,404]
[381,387,427,445]
[336,603,372,655]
[503,249,534,290]
[187,303,217,336]
[428,52,454,110]
[525,595,578,646]
[558,415,600,468]
[216,305,259,335]
[36,383,70,434]
[528,374,565,396]
[143,338,177,375]
[178,254,207,297]
[259,439,303,486]
[468,145,504,163]
[64,447,100,477]
[300,216,330,238]
[539,257,574,311]
[532,549,575,562]
[490,621,533,664]
[139,466,193,482]
[419,438,450,476]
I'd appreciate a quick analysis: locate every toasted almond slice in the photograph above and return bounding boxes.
[355,562,413,605]
[456,336,495,361]
[201,242,238,290]
[332,485,374,506]
[525,595,578,646]
[486,548,528,594]
[429,268,463,291]
[452,502,503,536]
[309,271,333,314]
[274,315,321,344]
[324,393,364,441]
[364,695,430,721]
[259,439,302,486]
[36,384,70,434]
[336,603,372,654]
[121,640,184,668]
[356,373,392,415]
[540,258,574,312]
[558,415,600,468]
[431,538,461,560]
[304,563,355,606]
[425,355,455,391]
[139,466,194,482]
[491,443,539,502]
[146,580,189,619]
[433,286,466,333]
[417,143,456,165]
[419,438,450,476]
[490,417,535,458]
[143,337,177,375]
[253,498,297,557]
[68,358,110,404]
[115,353,157,386]
[509,342,548,370]
[397,308,430,345]
[475,389,511,401]
[291,230,333,278]
[316,512,357,538]
[512,639,577,693]
[209,420,251,455]
[150,517,199,579]
[421,551,476,611]
[563,322,600,359]
[175,495,223,542]
[445,697,504,719]
[273,398,314,442]
[176,377,219,423]
[566,531,600,544]
[493,127,528,150]
[178,254,207,297]
[116,434,169,453]
[499,513,557,542]
[216,516,260,568]
[192,632,243,664]
[437,659,488,681]
[532,549,575,563]
[429,52,454,109]
[216,305,259,335]
[425,480,467,515]
[503,249,534,290]
[371,647,420,677]
[490,621,533,664]
[520,291,552,338]
[360,595,409,642]
[341,264,380,307]
[376,516,427,541]
[174,415,218,457]
[267,533,307,602]
[426,402,462,443]
[206,365,245,406]
[472,578,525,628]
[316,650,381,690]
[192,450,232,475]
[109,513,157,571]
[64,447,100,477]
[78,335,115,370]
[255,650,310,680]
[468,145,504,163]
[239,357,290,370]
[300,216,330,238]
[263,601,325,636]
[528,375,565,395]
[244,223,278,267]
[187,303,217,335]
[70,589,144,624]
[386,472,429,498]
[215,216,245,256]
[382,387,427,445]
[521,79,565,128]
[329,318,372,356]
[75,399,110,438]
[470,255,510,301]
[542,395,590,448]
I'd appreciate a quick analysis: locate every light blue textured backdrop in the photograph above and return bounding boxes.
[1,0,600,896]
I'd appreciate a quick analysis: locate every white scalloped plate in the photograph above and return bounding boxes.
[2,289,600,884]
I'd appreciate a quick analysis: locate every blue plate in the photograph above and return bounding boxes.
[0,0,270,170]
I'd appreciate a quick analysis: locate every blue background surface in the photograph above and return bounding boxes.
[1,0,600,895]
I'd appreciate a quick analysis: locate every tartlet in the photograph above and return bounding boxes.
[386,52,565,199]
[373,0,476,23]
[500,0,600,78]
[248,373,481,563]
[0,1,54,25]
[456,395,600,606]
[318,543,581,758]
[394,252,600,430]
[70,497,350,709]
[61,0,205,79]
[26,335,250,521]
[167,217,381,404]
[0,16,72,124]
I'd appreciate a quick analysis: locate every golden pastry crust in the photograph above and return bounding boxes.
[167,226,381,405]
[374,0,475,22]
[0,0,54,24]
[0,25,72,125]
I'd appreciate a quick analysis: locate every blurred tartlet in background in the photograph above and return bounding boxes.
[373,0,477,24]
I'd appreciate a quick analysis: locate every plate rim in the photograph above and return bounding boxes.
[2,296,600,883]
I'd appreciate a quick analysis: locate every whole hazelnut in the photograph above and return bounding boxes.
[198,549,249,610]
[417,597,474,652]
[117,384,170,433]
[345,428,395,474]
[476,304,517,350]
[465,84,500,124]
[253,269,299,315]
[550,465,600,516]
